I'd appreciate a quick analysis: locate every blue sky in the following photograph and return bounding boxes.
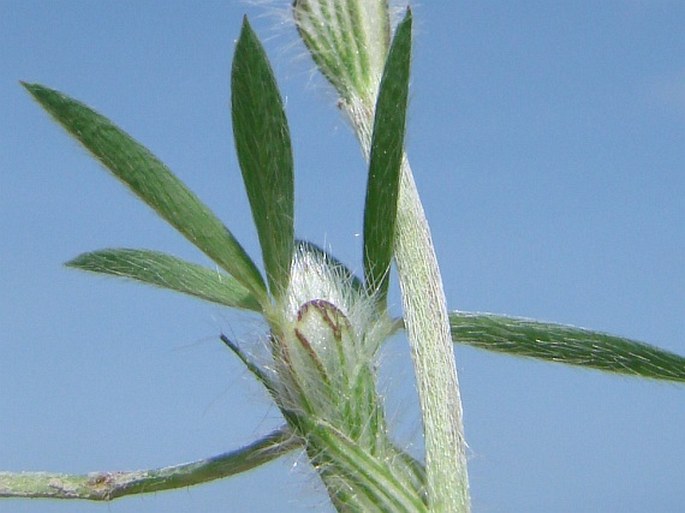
[1,2,683,512]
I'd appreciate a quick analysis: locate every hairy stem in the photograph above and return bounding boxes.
[346,103,470,513]
[293,2,471,508]
[393,158,469,512]
[0,428,298,501]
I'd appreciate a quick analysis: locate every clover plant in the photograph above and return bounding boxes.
[3,2,684,512]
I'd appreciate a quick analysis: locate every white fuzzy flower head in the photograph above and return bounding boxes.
[270,242,392,436]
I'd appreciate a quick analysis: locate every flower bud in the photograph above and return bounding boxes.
[271,242,392,439]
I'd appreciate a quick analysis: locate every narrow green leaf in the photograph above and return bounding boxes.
[450,312,685,383]
[231,18,294,301]
[67,249,262,312]
[22,82,267,304]
[219,334,278,397]
[0,427,299,500]
[363,9,412,303]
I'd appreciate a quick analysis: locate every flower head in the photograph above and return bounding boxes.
[270,242,392,440]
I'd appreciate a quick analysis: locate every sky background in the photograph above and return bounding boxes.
[1,2,684,512]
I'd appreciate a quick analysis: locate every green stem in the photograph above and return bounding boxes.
[393,158,469,512]
[0,428,298,501]
[293,2,471,509]
[339,80,469,513]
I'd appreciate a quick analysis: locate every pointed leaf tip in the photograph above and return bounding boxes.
[363,9,412,303]
[232,16,294,301]
[67,249,263,312]
[450,312,685,383]
[23,82,268,302]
